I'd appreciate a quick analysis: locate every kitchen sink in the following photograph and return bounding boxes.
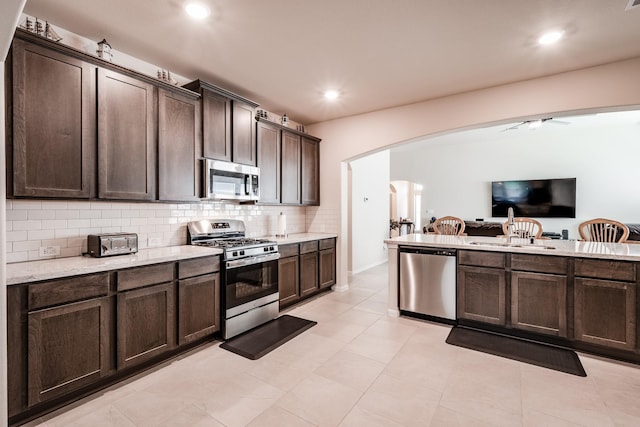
[468,241,555,250]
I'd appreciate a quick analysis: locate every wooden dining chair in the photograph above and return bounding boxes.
[501,217,543,239]
[578,218,629,243]
[433,216,466,236]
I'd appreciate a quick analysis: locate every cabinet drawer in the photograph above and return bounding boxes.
[300,241,319,254]
[458,250,505,268]
[511,254,568,275]
[279,243,299,258]
[28,273,109,311]
[319,238,336,250]
[574,259,636,282]
[178,256,220,279]
[117,263,175,291]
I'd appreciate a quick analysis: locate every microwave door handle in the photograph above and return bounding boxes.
[244,175,250,195]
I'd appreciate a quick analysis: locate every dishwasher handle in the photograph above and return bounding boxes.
[399,247,457,257]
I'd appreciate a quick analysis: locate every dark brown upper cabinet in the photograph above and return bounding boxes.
[7,29,204,202]
[8,38,96,198]
[183,80,259,166]
[158,88,202,201]
[301,136,319,206]
[281,130,302,204]
[97,68,157,200]
[257,120,281,204]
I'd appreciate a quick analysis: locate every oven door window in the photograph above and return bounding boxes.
[225,259,278,309]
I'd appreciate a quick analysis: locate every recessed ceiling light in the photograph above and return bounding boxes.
[324,90,339,101]
[538,31,564,46]
[185,2,211,20]
[528,119,543,129]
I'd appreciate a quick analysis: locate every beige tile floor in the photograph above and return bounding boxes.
[23,263,640,427]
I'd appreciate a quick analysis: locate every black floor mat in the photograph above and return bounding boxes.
[446,326,586,376]
[220,315,317,360]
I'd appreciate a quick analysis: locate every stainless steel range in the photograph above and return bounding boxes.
[187,219,279,339]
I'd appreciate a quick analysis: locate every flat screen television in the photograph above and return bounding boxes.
[491,178,576,218]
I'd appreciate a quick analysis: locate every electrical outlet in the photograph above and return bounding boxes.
[39,246,60,257]
[148,237,161,247]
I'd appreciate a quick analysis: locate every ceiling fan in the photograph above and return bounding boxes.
[502,117,570,131]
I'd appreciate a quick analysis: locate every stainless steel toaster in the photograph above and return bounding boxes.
[87,233,138,257]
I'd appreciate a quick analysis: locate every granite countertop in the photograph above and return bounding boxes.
[386,234,640,262]
[266,232,338,245]
[6,245,222,285]
[6,234,338,286]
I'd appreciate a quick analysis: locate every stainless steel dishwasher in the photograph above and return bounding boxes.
[399,247,457,323]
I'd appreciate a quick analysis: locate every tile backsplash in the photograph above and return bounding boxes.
[5,200,324,263]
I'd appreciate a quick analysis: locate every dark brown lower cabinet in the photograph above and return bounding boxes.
[574,278,637,351]
[457,265,506,325]
[27,297,111,406]
[318,238,336,289]
[178,273,220,345]
[117,282,176,369]
[300,252,319,297]
[279,255,300,307]
[511,271,567,337]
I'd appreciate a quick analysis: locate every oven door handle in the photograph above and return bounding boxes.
[226,252,280,269]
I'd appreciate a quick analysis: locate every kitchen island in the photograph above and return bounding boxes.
[386,234,640,364]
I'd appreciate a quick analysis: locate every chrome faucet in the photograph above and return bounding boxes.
[506,207,517,244]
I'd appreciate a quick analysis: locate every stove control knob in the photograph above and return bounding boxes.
[270,246,275,251]
[240,250,245,256]
[263,247,268,252]
[232,251,238,257]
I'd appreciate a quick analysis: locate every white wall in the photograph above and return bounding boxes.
[349,150,389,274]
[307,56,640,290]
[390,114,640,239]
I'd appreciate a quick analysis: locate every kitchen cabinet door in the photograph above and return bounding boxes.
[98,68,156,200]
[300,252,319,297]
[457,265,506,325]
[232,101,256,166]
[301,136,319,205]
[178,273,220,345]
[574,278,636,351]
[158,88,201,201]
[117,282,176,369]
[9,38,96,198]
[319,247,336,289]
[201,88,232,161]
[281,131,301,204]
[257,120,281,204]
[511,271,567,337]
[27,297,111,405]
[278,256,300,307]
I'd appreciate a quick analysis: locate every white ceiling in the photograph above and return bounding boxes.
[20,0,640,125]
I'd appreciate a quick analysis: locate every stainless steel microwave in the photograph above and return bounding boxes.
[204,159,260,202]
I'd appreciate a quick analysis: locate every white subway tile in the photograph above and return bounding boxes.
[130,218,148,226]
[28,230,56,240]
[7,210,27,221]
[55,228,80,239]
[91,202,111,210]
[12,220,42,231]
[7,252,28,263]
[42,238,69,247]
[69,219,92,228]
[42,220,68,229]
[12,200,42,210]
[6,231,27,241]
[100,227,122,233]
[13,240,42,251]
[91,219,112,227]
[28,210,56,220]
[46,201,70,210]
[55,210,80,220]
[60,247,83,257]
[67,201,92,210]
[102,210,122,219]
[6,222,13,232]
[79,210,102,219]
